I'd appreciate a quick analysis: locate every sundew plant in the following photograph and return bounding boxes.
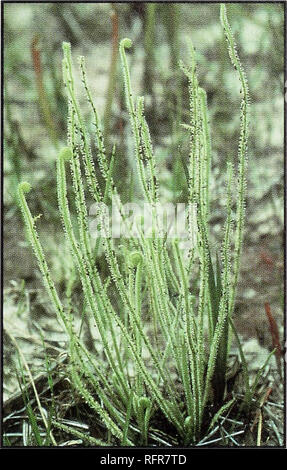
[17,5,272,446]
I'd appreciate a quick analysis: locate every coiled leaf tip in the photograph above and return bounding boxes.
[120,38,132,50]
[19,182,31,194]
[59,147,72,162]
[129,251,143,267]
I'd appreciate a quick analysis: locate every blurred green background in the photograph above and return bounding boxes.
[3,2,284,398]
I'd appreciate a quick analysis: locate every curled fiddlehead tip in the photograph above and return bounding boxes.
[120,38,132,50]
[129,251,143,268]
[59,146,73,162]
[138,396,151,409]
[19,182,31,194]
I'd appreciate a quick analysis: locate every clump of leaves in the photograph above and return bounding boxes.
[17,5,272,446]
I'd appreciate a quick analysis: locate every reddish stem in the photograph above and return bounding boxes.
[264,302,282,376]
